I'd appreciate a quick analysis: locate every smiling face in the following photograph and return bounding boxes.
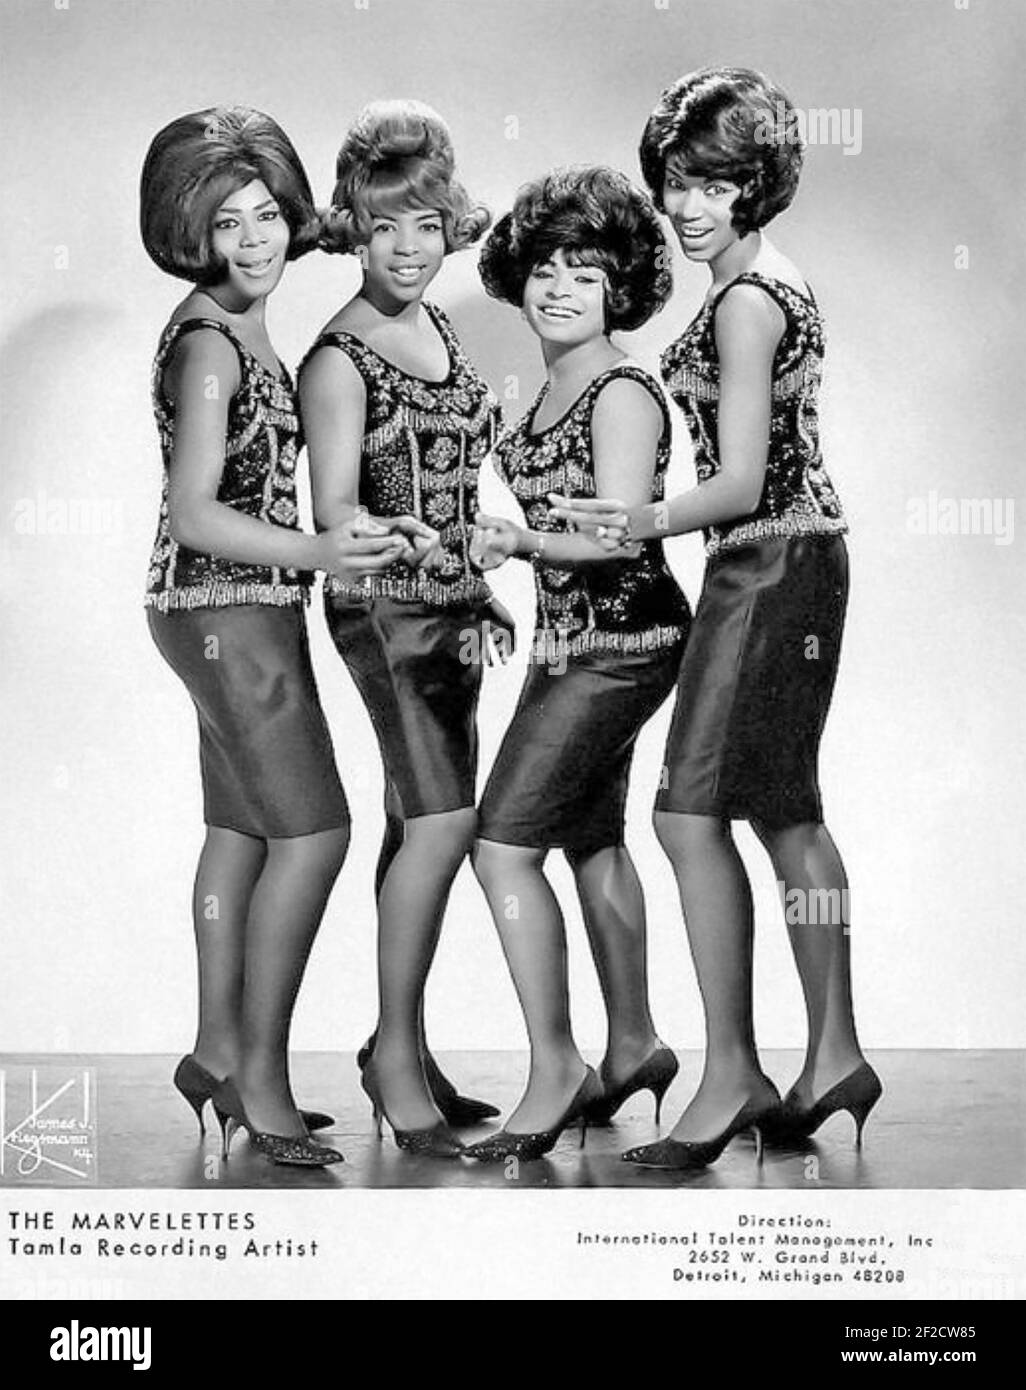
[360,206,446,308]
[209,178,289,301]
[661,156,743,264]
[521,246,610,347]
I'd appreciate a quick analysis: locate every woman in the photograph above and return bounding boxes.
[553,68,881,1170]
[142,107,406,1166]
[299,100,506,1155]
[463,166,691,1163]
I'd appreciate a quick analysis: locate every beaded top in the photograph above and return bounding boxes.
[145,318,311,611]
[661,271,847,556]
[301,302,501,607]
[493,363,689,656]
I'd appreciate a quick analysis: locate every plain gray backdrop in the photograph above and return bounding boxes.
[1,0,1022,1055]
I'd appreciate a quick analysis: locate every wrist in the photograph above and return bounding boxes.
[515,528,545,560]
[628,505,656,543]
[307,532,330,572]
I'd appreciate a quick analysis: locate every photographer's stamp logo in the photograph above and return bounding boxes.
[1,1067,98,1185]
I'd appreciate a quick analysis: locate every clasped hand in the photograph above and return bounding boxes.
[469,513,523,572]
[318,510,444,583]
[546,493,634,552]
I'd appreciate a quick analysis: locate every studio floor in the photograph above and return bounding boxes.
[1,1051,1022,1191]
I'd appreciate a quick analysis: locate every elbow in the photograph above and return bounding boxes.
[168,502,203,550]
[727,472,765,518]
[736,488,763,518]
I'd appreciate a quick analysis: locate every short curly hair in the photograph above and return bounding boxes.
[639,67,804,236]
[140,106,320,283]
[320,99,490,255]
[478,166,672,333]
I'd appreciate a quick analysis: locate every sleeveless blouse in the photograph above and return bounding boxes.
[145,318,310,611]
[301,302,501,607]
[660,271,848,557]
[493,363,689,656]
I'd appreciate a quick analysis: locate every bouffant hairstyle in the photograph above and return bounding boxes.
[639,67,804,236]
[140,107,320,283]
[320,99,490,255]
[478,166,672,333]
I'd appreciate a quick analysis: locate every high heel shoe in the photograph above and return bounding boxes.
[356,1037,499,1125]
[760,1062,882,1147]
[463,1067,603,1163]
[622,1089,781,1171]
[211,1078,344,1168]
[173,1055,335,1135]
[359,1060,465,1158]
[583,1046,679,1126]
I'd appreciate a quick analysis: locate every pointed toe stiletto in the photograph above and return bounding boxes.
[583,1046,679,1126]
[622,1091,780,1172]
[463,1067,603,1163]
[760,1062,882,1147]
[357,1037,499,1125]
[211,1078,344,1168]
[173,1055,335,1135]
[359,1061,465,1158]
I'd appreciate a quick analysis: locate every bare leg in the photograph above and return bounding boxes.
[190,826,266,1078]
[371,808,476,1129]
[752,819,865,1101]
[234,825,349,1135]
[472,838,588,1132]
[568,844,661,1085]
[654,811,777,1141]
[366,790,469,1099]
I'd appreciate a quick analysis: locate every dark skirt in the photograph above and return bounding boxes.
[147,603,349,838]
[324,595,486,819]
[655,535,848,827]
[478,640,685,855]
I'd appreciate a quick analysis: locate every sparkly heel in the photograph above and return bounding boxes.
[359,1061,465,1158]
[212,1079,344,1168]
[583,1046,679,1126]
[762,1062,883,1147]
[463,1067,603,1163]
[622,1090,781,1172]
[173,1054,335,1134]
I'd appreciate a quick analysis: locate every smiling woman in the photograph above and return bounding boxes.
[139,106,412,1171]
[298,100,506,1156]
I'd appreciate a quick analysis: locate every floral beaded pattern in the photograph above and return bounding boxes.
[302,302,501,607]
[661,272,847,557]
[493,364,690,656]
[145,318,311,611]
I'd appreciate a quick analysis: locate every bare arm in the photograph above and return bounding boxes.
[474,377,661,569]
[550,284,784,543]
[166,330,405,578]
[299,344,366,531]
[301,342,440,566]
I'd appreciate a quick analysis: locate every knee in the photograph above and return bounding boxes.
[323,820,351,873]
[752,818,824,862]
[472,837,543,893]
[653,810,731,865]
[470,836,503,891]
[446,807,478,858]
[409,806,477,864]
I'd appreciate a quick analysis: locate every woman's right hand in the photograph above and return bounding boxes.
[315,518,409,582]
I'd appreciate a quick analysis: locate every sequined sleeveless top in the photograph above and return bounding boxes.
[144,318,310,612]
[493,363,690,656]
[661,271,847,557]
[301,302,501,607]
